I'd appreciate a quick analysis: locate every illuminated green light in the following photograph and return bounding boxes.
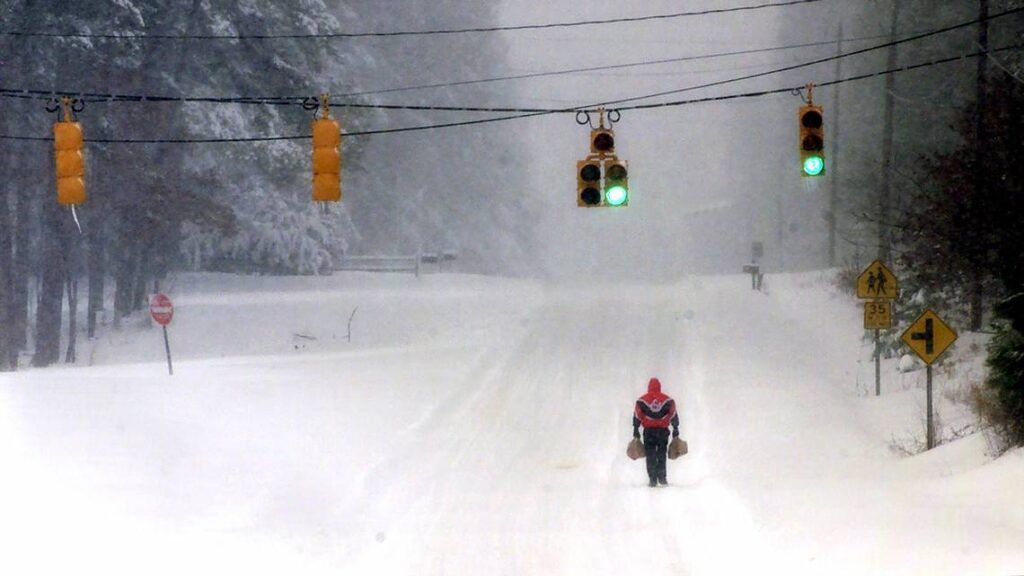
[802,155,824,176]
[605,185,628,206]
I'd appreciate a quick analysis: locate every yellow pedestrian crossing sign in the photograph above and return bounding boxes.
[857,260,897,299]
[901,309,957,365]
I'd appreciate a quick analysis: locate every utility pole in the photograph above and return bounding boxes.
[828,23,843,268]
[878,1,899,263]
[969,0,989,331]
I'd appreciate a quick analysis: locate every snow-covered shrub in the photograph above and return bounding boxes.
[977,304,1024,455]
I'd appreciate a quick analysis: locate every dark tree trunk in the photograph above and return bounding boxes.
[32,201,66,367]
[970,0,989,332]
[0,188,13,371]
[65,277,78,363]
[113,253,130,330]
[87,223,105,338]
[112,212,134,329]
[132,242,150,312]
[12,184,31,351]
[970,268,985,332]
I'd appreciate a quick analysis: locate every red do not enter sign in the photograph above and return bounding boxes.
[150,293,174,326]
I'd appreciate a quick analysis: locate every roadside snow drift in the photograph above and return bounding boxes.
[1,272,1021,575]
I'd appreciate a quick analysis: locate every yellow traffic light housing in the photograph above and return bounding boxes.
[799,103,825,177]
[312,94,342,202]
[577,159,602,207]
[53,102,86,205]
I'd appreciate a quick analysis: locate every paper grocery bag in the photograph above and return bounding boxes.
[668,437,689,459]
[626,438,645,460]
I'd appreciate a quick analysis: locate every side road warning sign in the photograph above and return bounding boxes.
[901,309,957,365]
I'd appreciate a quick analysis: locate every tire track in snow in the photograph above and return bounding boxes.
[347,286,769,575]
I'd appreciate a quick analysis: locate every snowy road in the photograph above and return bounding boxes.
[1,273,1022,575]
[346,289,769,575]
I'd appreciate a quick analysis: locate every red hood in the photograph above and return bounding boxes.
[648,377,661,394]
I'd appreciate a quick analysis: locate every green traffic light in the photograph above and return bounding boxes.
[802,155,824,176]
[605,185,628,206]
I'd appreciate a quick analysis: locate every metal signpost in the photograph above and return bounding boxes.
[901,310,958,450]
[857,260,898,396]
[150,293,174,376]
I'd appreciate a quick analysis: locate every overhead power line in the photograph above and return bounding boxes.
[2,43,1019,144]
[335,31,905,98]
[0,0,826,40]
[3,6,1021,116]
[576,5,1024,110]
[0,31,904,109]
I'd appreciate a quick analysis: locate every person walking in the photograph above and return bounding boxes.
[633,377,680,487]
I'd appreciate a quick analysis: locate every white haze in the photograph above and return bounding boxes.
[498,0,828,281]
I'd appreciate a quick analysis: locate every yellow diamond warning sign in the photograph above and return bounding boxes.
[901,309,957,365]
[857,260,898,299]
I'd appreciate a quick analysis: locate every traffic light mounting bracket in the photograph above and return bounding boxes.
[45,95,84,122]
[575,107,621,131]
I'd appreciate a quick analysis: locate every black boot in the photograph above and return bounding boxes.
[648,479,657,487]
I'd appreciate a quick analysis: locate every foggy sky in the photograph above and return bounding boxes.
[498,1,834,281]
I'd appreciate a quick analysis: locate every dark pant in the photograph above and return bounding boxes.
[643,428,670,483]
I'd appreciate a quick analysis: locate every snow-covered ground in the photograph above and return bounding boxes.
[1,271,1021,575]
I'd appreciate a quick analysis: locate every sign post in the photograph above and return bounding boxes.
[149,293,174,376]
[901,309,958,449]
[857,261,898,396]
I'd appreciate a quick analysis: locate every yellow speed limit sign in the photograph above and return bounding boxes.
[864,301,892,330]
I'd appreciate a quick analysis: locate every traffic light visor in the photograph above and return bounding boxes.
[803,155,824,176]
[313,147,340,174]
[801,135,823,151]
[312,118,340,147]
[54,122,83,150]
[580,187,601,206]
[579,163,600,182]
[605,185,628,206]
[592,130,614,153]
[57,177,85,205]
[801,109,823,129]
[56,150,84,178]
[313,173,341,201]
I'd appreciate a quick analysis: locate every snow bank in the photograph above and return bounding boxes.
[1,271,1020,575]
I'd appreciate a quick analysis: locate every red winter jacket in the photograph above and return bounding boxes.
[634,377,680,434]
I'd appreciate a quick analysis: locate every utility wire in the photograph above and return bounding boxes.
[335,32,902,98]
[623,43,1024,111]
[574,5,1024,111]
[0,31,934,102]
[0,0,826,40]
[3,6,1021,116]
[2,33,902,105]
[3,43,1019,143]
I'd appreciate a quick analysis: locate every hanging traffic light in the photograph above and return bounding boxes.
[312,94,341,202]
[799,104,825,177]
[577,159,602,207]
[53,118,85,205]
[605,159,629,207]
[577,109,630,208]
